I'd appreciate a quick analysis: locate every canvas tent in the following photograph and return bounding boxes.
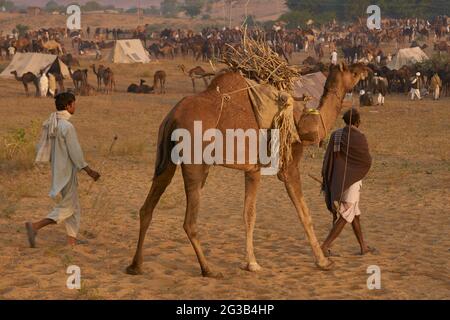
[107,39,151,64]
[0,52,70,79]
[292,72,327,109]
[387,47,429,70]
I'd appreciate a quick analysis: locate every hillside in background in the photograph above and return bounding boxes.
[11,0,161,8]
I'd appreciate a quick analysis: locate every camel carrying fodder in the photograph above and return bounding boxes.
[126,62,370,278]
[220,35,299,91]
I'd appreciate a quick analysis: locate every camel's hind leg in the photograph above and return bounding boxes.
[126,162,177,275]
[181,164,221,278]
[242,170,262,272]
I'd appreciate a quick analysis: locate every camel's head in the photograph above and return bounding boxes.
[10,70,17,75]
[326,62,370,93]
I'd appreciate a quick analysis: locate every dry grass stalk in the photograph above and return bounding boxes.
[220,32,299,91]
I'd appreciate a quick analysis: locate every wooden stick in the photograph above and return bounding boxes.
[85,135,118,195]
[308,173,323,185]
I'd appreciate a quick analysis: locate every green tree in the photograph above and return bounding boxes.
[82,1,103,11]
[285,0,449,21]
[161,0,179,17]
[0,0,15,11]
[146,6,161,15]
[183,0,204,18]
[243,14,257,27]
[44,0,60,12]
[15,24,29,37]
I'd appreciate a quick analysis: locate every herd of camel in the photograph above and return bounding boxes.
[68,64,115,96]
[9,60,223,97]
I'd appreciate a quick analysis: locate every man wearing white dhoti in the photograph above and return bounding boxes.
[25,92,100,247]
[321,109,376,256]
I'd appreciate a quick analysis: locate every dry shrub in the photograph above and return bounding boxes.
[0,175,38,218]
[76,280,103,300]
[110,139,146,157]
[0,121,40,172]
[138,71,152,78]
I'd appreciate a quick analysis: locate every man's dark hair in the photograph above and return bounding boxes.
[343,108,361,126]
[55,92,76,111]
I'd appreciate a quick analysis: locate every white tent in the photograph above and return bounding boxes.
[387,47,429,70]
[107,39,151,64]
[292,72,327,109]
[0,52,70,79]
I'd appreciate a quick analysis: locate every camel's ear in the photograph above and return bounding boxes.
[339,62,348,72]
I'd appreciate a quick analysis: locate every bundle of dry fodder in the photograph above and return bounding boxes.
[220,35,299,91]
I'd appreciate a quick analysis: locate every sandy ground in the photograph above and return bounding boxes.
[0,49,449,300]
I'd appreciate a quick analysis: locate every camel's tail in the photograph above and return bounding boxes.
[154,112,176,178]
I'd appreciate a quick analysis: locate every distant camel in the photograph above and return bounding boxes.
[102,67,115,94]
[153,70,166,94]
[12,38,31,52]
[61,53,80,67]
[68,68,88,93]
[11,70,39,96]
[178,64,215,93]
[37,39,63,55]
[91,64,107,91]
[148,42,176,59]
[127,79,153,94]
[434,41,450,55]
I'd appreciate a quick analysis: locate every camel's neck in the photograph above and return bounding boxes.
[13,73,21,81]
[317,88,346,139]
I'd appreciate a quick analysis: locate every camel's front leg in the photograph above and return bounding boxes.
[283,164,334,270]
[242,170,262,272]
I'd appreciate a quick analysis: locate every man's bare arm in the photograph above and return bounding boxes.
[83,166,100,181]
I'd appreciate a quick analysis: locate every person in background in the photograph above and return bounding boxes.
[359,90,374,107]
[410,72,422,100]
[430,72,442,101]
[373,73,388,106]
[331,49,338,65]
